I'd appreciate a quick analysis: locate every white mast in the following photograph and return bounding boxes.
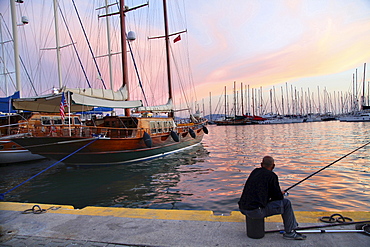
[104,0,114,89]
[10,0,21,96]
[53,0,63,88]
[0,15,8,96]
[361,63,366,110]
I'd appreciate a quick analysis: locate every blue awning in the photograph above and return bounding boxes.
[0,92,20,113]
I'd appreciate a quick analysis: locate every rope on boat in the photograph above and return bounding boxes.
[0,138,98,201]
[284,140,370,192]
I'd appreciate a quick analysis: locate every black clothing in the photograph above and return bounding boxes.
[238,167,283,210]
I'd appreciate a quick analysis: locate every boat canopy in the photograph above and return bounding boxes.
[12,86,143,113]
[137,99,173,112]
[0,91,20,113]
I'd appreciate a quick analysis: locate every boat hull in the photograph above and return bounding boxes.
[11,131,204,165]
[339,116,370,122]
[0,140,45,164]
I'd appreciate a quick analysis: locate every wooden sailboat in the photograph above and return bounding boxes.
[10,0,208,165]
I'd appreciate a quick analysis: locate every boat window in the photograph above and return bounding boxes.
[169,121,175,129]
[150,121,157,134]
[163,121,169,132]
[74,117,81,125]
[0,145,3,150]
[53,116,63,125]
[41,116,51,125]
[157,121,162,133]
[64,117,71,125]
[116,118,138,128]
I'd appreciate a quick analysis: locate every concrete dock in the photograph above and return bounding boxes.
[0,202,369,246]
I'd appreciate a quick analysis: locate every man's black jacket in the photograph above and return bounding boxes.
[238,167,283,210]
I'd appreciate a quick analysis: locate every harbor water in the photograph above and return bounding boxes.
[0,121,369,214]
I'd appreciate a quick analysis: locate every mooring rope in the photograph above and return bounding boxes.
[0,138,98,201]
[284,140,370,192]
[21,205,61,214]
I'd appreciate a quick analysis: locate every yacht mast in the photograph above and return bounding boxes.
[10,0,21,96]
[53,0,63,88]
[162,0,173,117]
[119,0,130,116]
[105,0,114,89]
[0,15,8,96]
[361,63,366,110]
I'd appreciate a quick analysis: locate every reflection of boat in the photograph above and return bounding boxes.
[10,1,208,165]
[1,143,209,209]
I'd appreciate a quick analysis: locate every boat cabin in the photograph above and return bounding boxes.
[91,116,176,135]
[18,112,82,127]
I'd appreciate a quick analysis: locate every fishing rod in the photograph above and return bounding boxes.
[265,220,370,233]
[284,140,370,192]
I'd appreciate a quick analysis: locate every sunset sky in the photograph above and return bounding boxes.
[1,0,370,114]
[186,0,370,97]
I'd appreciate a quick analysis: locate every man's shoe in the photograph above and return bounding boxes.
[283,230,307,240]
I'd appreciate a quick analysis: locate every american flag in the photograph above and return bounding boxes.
[60,92,68,121]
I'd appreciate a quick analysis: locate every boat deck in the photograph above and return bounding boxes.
[0,202,369,246]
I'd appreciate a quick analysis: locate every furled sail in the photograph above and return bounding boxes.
[12,86,143,112]
[65,86,128,101]
[63,86,142,109]
[137,99,173,112]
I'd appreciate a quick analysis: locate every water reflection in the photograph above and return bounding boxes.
[0,122,369,213]
[1,144,210,210]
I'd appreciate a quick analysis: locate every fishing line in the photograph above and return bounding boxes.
[284,140,370,192]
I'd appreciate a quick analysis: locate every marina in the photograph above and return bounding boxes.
[1,121,369,214]
[1,1,370,245]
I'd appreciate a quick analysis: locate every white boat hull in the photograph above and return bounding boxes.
[0,140,45,164]
[260,118,305,124]
[0,149,45,164]
[339,113,370,122]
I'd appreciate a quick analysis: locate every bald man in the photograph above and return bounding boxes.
[238,156,306,240]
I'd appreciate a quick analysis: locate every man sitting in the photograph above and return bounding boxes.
[238,156,306,240]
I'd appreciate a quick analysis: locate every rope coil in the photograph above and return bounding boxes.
[319,213,353,223]
[21,205,61,214]
[22,205,46,214]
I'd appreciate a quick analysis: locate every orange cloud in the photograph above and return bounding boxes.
[189,1,370,100]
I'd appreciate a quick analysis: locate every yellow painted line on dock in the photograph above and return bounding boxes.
[1,202,369,223]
